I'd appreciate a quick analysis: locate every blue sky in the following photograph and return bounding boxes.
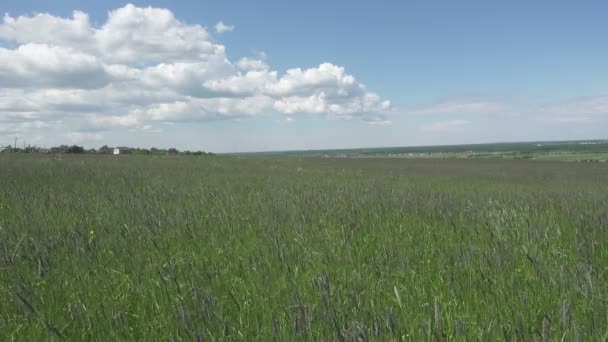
[1,1,607,152]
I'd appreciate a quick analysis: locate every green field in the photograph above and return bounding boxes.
[241,139,608,162]
[1,154,608,340]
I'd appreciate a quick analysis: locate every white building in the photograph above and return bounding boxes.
[113,147,132,155]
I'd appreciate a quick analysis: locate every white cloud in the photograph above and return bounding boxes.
[268,63,359,96]
[0,43,111,88]
[0,120,50,134]
[128,124,163,133]
[98,5,220,64]
[204,63,391,116]
[215,21,235,33]
[65,131,104,143]
[538,95,608,124]
[1,5,221,65]
[420,120,471,132]
[365,115,392,125]
[274,93,328,114]
[142,96,273,122]
[0,4,390,140]
[0,11,94,47]
[90,113,141,127]
[236,57,269,71]
[367,120,392,126]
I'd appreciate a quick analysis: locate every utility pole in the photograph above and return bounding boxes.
[14,136,17,149]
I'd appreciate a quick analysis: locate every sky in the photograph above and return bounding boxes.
[0,1,607,152]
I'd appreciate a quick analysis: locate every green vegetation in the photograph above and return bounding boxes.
[0,144,214,156]
[1,154,607,340]
[242,139,608,162]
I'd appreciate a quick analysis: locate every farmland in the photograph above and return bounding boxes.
[1,154,608,340]
[245,139,608,162]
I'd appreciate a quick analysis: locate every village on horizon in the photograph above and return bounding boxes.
[0,143,215,156]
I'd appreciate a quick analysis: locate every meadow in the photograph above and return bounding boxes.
[1,154,607,340]
[250,139,608,162]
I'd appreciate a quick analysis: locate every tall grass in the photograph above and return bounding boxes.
[1,154,607,340]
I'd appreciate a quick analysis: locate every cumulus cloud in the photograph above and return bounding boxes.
[1,6,220,65]
[0,4,390,139]
[98,5,220,64]
[274,93,328,114]
[236,57,269,71]
[0,11,94,47]
[215,21,235,33]
[0,43,112,88]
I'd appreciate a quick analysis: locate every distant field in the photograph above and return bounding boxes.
[1,154,608,339]
[241,139,608,162]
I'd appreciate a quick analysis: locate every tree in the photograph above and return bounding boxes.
[50,145,69,154]
[65,145,85,154]
[98,145,113,154]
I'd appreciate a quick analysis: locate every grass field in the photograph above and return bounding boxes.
[1,154,608,340]
[243,139,608,162]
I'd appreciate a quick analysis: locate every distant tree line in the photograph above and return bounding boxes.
[0,144,214,156]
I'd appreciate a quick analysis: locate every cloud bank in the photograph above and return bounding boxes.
[0,4,391,142]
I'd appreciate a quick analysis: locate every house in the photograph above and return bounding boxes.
[113,147,132,155]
